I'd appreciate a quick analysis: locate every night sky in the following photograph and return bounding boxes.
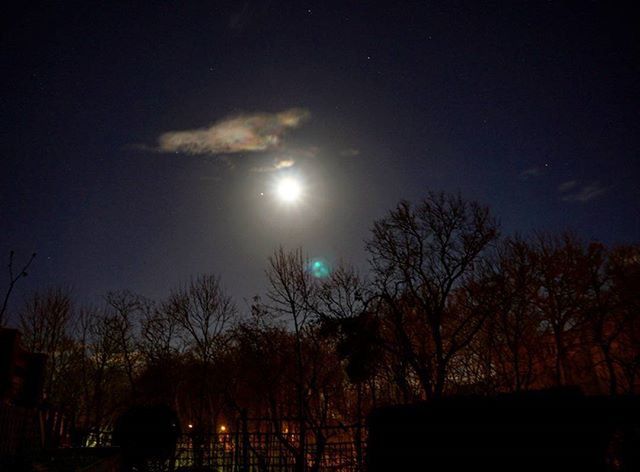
[2,1,638,314]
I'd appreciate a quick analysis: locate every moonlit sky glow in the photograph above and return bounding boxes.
[1,2,637,314]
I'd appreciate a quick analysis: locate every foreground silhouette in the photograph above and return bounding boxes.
[113,404,180,472]
[367,388,640,472]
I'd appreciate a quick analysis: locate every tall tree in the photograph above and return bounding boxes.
[19,288,75,400]
[18,288,82,446]
[161,274,236,466]
[163,274,235,365]
[481,237,542,392]
[104,290,145,394]
[608,245,640,392]
[366,192,499,398]
[532,233,591,387]
[578,243,622,394]
[317,264,378,470]
[265,247,317,472]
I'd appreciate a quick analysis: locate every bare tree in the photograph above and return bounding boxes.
[139,298,179,364]
[479,237,542,392]
[76,305,134,445]
[531,233,591,387]
[607,245,640,393]
[578,242,623,394]
[160,274,236,466]
[366,192,499,398]
[163,274,235,364]
[317,264,378,470]
[18,288,83,446]
[231,303,296,420]
[104,290,145,393]
[265,247,317,472]
[1,251,36,326]
[318,263,381,385]
[19,288,74,396]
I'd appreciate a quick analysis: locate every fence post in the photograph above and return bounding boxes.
[242,409,249,472]
[234,418,241,472]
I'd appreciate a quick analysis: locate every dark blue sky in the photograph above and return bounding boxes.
[2,1,638,315]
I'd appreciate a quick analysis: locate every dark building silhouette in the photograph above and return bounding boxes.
[0,328,47,468]
[0,328,46,407]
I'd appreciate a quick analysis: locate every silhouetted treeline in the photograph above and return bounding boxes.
[3,192,639,448]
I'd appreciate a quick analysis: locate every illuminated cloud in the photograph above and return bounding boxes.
[560,181,607,202]
[249,146,318,173]
[250,157,296,173]
[158,108,310,155]
[274,159,295,169]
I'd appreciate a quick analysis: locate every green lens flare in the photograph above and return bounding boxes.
[309,259,330,278]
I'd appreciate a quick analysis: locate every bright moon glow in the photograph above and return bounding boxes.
[276,177,302,203]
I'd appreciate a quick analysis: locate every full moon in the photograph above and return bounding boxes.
[276,177,302,203]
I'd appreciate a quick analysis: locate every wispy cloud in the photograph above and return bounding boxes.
[557,180,577,192]
[519,166,543,179]
[560,181,607,202]
[157,108,310,155]
[340,148,360,157]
